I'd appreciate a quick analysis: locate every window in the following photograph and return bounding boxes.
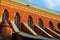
[2,9,9,21]
[28,16,33,28]
[38,19,43,28]
[57,23,60,30]
[15,12,20,27]
[49,21,54,30]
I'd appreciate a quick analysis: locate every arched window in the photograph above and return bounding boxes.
[49,21,54,30]
[15,12,20,27]
[38,19,43,28]
[28,16,33,28]
[2,9,9,21]
[57,23,60,30]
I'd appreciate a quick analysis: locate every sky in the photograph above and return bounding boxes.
[24,0,60,11]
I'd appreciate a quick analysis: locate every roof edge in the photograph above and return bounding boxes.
[11,0,60,15]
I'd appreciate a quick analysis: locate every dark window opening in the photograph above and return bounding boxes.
[38,19,43,28]
[49,21,54,30]
[15,12,20,27]
[2,9,9,21]
[28,16,33,28]
[57,23,60,30]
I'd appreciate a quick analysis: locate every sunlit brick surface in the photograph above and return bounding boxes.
[0,0,60,40]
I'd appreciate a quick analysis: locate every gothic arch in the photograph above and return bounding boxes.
[28,15,33,28]
[38,18,43,28]
[2,9,9,21]
[49,21,54,30]
[15,12,20,27]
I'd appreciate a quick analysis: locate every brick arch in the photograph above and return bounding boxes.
[38,18,44,28]
[37,16,48,28]
[2,9,9,21]
[28,15,33,28]
[14,12,20,27]
[49,21,54,30]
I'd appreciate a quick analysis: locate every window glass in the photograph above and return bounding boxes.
[49,21,54,30]
[2,9,9,21]
[28,16,33,28]
[38,19,43,28]
[15,13,20,27]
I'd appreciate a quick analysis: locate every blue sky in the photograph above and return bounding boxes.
[25,0,60,11]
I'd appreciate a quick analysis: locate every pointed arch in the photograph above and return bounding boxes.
[28,15,33,28]
[38,18,43,28]
[2,9,9,21]
[49,21,54,30]
[57,23,60,30]
[15,12,20,27]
